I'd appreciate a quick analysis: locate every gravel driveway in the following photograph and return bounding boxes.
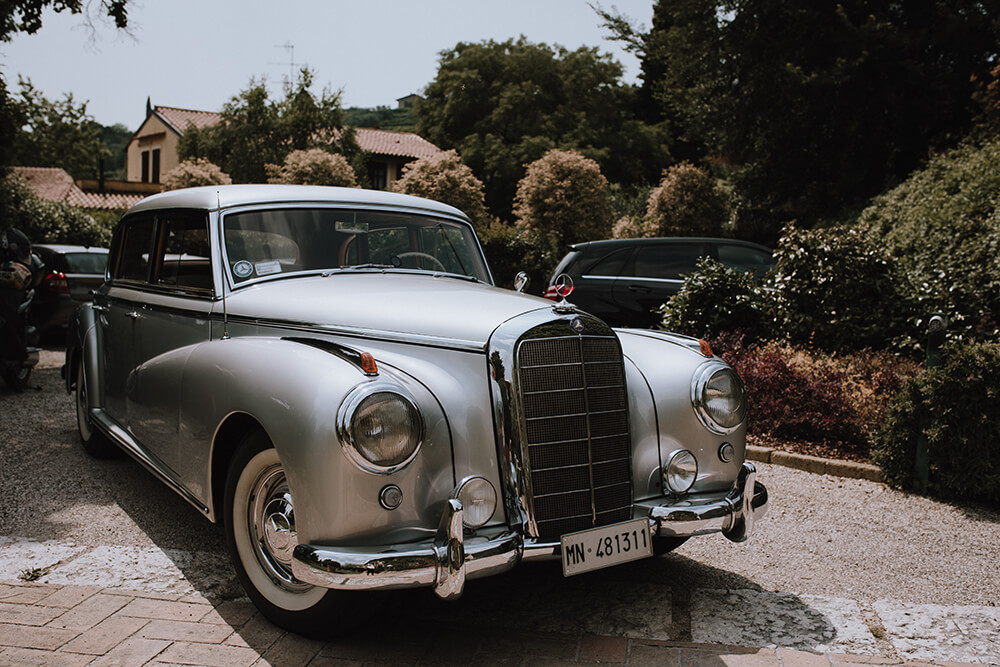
[2,348,999,662]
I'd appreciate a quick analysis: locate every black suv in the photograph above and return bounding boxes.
[545,237,774,328]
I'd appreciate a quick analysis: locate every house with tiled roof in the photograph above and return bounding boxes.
[12,167,158,211]
[126,100,443,189]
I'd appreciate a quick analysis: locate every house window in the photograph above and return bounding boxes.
[368,162,387,190]
[141,151,150,183]
[141,148,162,183]
[152,148,161,184]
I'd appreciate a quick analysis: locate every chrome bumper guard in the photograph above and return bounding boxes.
[291,462,768,599]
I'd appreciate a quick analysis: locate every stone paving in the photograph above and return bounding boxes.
[0,580,987,667]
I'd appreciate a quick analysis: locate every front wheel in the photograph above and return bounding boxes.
[224,429,382,638]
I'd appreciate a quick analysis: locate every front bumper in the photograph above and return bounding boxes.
[291,462,768,599]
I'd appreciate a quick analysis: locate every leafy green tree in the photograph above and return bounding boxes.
[10,77,103,179]
[345,106,417,132]
[418,37,668,219]
[162,158,232,191]
[1,0,127,41]
[180,68,358,184]
[391,149,490,229]
[605,0,1000,231]
[266,148,356,187]
[513,149,613,268]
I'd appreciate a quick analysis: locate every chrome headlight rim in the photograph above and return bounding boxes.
[691,360,747,435]
[453,475,498,529]
[663,448,699,494]
[337,382,424,475]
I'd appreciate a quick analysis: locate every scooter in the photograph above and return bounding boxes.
[0,255,43,392]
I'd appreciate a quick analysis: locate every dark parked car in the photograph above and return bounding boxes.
[546,238,775,328]
[31,244,108,337]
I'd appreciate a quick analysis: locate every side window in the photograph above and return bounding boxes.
[156,214,213,292]
[717,244,775,277]
[583,247,632,277]
[113,216,156,283]
[631,244,706,281]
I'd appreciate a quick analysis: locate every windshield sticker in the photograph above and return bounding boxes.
[233,261,253,278]
[255,260,282,276]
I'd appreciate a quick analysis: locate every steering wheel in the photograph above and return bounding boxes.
[394,252,447,272]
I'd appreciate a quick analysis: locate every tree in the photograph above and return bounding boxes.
[513,149,613,263]
[418,37,668,219]
[180,68,358,184]
[1,0,127,42]
[391,150,490,229]
[605,0,1000,232]
[266,148,356,187]
[9,77,103,179]
[162,158,232,191]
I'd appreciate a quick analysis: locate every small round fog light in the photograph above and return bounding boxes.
[455,476,497,528]
[663,449,698,494]
[379,485,403,510]
[719,442,735,463]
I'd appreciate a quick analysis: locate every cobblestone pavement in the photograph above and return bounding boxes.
[0,580,987,666]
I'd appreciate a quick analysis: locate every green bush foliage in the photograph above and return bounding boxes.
[266,148,357,187]
[771,224,913,353]
[643,162,729,237]
[0,174,112,246]
[391,149,490,230]
[513,149,613,272]
[873,341,1000,503]
[162,158,233,191]
[478,220,541,291]
[860,139,1000,344]
[659,258,771,341]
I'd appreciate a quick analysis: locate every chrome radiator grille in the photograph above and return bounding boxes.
[517,335,632,540]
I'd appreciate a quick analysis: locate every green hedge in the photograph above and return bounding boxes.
[873,341,1000,504]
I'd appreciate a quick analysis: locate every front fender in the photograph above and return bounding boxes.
[178,336,453,545]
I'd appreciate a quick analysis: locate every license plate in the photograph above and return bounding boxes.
[560,518,653,576]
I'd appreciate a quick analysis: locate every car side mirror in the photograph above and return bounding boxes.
[514,271,529,293]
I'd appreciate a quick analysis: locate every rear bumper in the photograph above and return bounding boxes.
[291,462,768,599]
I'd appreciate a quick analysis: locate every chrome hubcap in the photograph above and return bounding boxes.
[248,464,308,591]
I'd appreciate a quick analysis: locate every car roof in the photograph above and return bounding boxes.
[33,244,109,254]
[127,184,470,221]
[568,237,772,252]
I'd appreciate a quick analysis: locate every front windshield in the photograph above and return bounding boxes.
[223,207,490,285]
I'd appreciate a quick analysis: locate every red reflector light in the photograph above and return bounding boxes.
[43,271,69,294]
[543,286,559,301]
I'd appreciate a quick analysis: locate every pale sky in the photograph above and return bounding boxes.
[0,0,654,131]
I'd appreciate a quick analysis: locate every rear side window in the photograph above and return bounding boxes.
[113,217,156,282]
[583,247,632,277]
[156,214,213,292]
[631,243,705,280]
[717,244,774,277]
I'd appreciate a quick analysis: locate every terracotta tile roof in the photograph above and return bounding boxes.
[11,167,146,210]
[353,127,442,159]
[154,106,223,134]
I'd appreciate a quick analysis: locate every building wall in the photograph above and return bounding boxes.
[126,115,181,184]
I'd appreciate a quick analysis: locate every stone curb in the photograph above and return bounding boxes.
[747,445,884,483]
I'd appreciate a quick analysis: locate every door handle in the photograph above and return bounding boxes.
[92,304,108,312]
[126,311,140,319]
[627,285,651,294]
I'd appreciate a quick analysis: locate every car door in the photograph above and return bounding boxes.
[127,210,214,475]
[611,241,708,328]
[97,215,157,424]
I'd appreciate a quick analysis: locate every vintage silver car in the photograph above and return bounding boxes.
[65,185,768,636]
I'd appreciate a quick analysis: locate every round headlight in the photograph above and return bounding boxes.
[339,386,423,474]
[663,449,698,494]
[455,476,497,528]
[692,362,747,433]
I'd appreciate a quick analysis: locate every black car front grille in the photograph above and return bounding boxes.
[517,335,632,540]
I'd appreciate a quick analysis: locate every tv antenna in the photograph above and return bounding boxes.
[271,41,297,90]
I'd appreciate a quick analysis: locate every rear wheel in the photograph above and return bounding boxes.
[224,428,382,638]
[75,363,118,458]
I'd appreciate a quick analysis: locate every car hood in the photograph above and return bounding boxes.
[224,272,555,350]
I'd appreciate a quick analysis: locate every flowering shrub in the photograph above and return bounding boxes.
[392,150,490,230]
[643,163,729,237]
[0,175,112,246]
[265,149,356,187]
[162,158,232,191]
[513,149,613,263]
